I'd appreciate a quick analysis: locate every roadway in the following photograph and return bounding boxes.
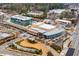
[71,19,79,56]
[0,22,59,56]
[0,38,35,56]
[0,22,35,56]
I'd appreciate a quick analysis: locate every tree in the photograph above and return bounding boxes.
[59,10,76,19]
[47,51,53,56]
[50,43,62,53]
[49,3,64,9]
[35,49,42,55]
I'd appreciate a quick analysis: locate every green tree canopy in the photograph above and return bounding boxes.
[59,10,76,19]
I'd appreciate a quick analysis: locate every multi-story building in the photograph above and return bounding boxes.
[10,15,32,26]
[27,22,65,39]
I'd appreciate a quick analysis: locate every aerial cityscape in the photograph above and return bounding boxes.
[0,3,79,56]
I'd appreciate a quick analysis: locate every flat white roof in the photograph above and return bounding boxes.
[48,9,65,14]
[0,32,11,39]
[0,12,4,15]
[11,15,32,21]
[1,33,10,37]
[29,22,65,37]
[44,28,65,36]
[56,19,71,23]
[31,28,46,33]
[33,22,43,25]
[39,24,56,30]
[27,11,43,16]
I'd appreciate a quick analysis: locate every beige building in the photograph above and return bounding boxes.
[27,11,44,17]
[47,9,65,20]
[0,26,20,44]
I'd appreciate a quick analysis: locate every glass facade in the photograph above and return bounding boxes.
[43,31,64,39]
[11,17,32,26]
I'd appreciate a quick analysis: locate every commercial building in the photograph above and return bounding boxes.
[56,19,71,25]
[55,19,72,28]
[47,9,65,20]
[0,32,15,44]
[10,15,32,26]
[43,28,64,39]
[48,9,65,14]
[0,32,11,40]
[27,22,65,39]
[27,11,44,21]
[0,26,19,44]
[27,11,44,17]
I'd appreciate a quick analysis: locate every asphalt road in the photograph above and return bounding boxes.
[0,38,35,56]
[72,20,79,56]
[0,23,35,56]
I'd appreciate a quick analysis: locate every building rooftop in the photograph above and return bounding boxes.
[11,15,32,21]
[31,27,46,33]
[43,28,65,36]
[0,12,4,15]
[32,22,56,31]
[56,19,71,24]
[0,25,19,40]
[0,32,11,40]
[48,9,65,14]
[27,11,44,16]
[39,24,56,30]
[27,22,65,38]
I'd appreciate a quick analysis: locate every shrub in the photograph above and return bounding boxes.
[27,39,37,44]
[47,51,53,56]
[50,43,62,53]
[34,49,42,55]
